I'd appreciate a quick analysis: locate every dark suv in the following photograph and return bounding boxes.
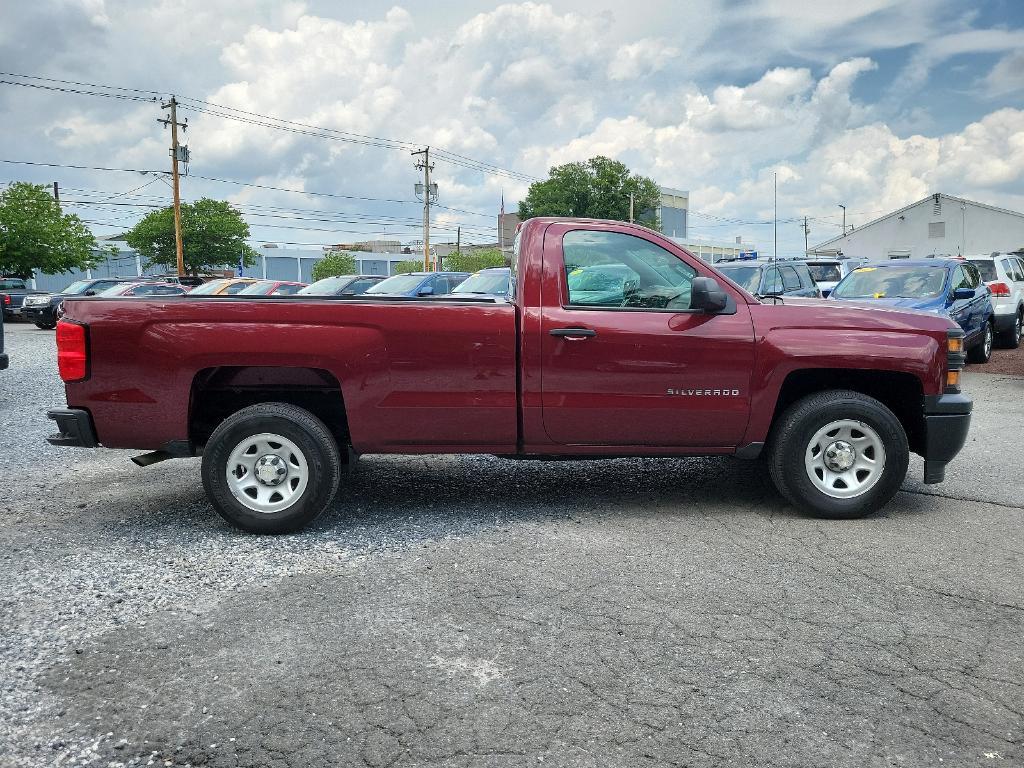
[22,277,138,329]
[715,260,821,299]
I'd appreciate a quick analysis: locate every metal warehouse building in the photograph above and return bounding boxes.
[810,193,1024,260]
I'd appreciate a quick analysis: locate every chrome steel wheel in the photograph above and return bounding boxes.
[225,432,309,514]
[984,323,993,357]
[1015,313,1022,345]
[804,419,886,499]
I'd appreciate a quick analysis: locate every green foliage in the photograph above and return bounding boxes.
[0,182,98,278]
[391,259,425,274]
[443,248,507,273]
[124,198,257,275]
[518,156,661,229]
[311,251,357,281]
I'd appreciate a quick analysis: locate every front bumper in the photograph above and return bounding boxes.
[23,305,56,324]
[46,408,99,448]
[920,393,972,483]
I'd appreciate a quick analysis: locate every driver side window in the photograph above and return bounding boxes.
[562,230,697,310]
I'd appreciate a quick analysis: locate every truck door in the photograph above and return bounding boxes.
[538,226,755,447]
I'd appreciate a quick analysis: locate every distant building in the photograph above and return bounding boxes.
[656,187,689,238]
[498,212,521,250]
[810,193,1024,260]
[668,236,759,264]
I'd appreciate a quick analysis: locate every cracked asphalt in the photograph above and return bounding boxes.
[1,322,1022,767]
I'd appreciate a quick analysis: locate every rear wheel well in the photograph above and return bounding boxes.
[771,369,924,454]
[190,366,348,452]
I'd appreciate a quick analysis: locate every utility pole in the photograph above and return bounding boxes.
[773,172,777,264]
[838,204,847,236]
[158,96,188,277]
[803,216,810,255]
[629,192,635,223]
[50,181,59,205]
[456,226,461,256]
[412,147,436,271]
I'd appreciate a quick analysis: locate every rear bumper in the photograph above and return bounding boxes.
[993,311,1018,332]
[46,408,99,448]
[920,393,972,484]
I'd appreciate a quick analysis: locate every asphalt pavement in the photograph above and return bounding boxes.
[1,322,1021,768]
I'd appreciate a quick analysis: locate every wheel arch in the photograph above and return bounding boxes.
[189,366,349,453]
[767,368,925,455]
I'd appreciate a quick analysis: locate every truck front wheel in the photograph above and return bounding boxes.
[767,390,909,519]
[201,402,341,533]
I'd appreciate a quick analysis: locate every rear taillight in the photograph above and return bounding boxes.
[2,295,10,305]
[56,321,88,382]
[989,281,1012,297]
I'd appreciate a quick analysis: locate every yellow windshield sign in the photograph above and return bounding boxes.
[856,267,876,272]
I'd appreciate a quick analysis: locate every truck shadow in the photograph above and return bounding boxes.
[310,453,791,535]
[72,453,792,539]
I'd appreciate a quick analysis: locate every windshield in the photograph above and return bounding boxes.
[806,263,841,283]
[237,281,276,295]
[188,279,231,295]
[61,280,93,295]
[832,266,947,299]
[716,266,761,293]
[299,276,350,295]
[0,279,26,290]
[452,270,509,295]
[968,260,997,282]
[97,284,130,296]
[365,275,425,294]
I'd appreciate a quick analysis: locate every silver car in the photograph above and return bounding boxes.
[967,253,1024,348]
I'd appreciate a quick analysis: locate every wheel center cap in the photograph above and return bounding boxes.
[254,454,288,486]
[823,440,856,472]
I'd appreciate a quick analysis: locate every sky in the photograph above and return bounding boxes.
[1,0,1023,256]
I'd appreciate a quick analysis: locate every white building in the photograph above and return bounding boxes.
[810,193,1024,260]
[668,236,758,264]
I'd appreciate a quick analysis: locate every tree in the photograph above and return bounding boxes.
[518,156,661,229]
[0,182,99,278]
[443,248,507,272]
[311,251,357,281]
[391,259,424,274]
[124,198,257,275]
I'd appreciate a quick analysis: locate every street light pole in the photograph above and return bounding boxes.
[838,204,847,235]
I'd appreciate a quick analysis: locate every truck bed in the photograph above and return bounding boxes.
[62,296,519,453]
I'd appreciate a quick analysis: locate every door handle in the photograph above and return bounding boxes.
[550,327,596,339]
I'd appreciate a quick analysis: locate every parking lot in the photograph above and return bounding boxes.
[1,321,1022,767]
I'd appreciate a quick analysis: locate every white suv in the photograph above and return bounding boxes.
[967,253,1024,348]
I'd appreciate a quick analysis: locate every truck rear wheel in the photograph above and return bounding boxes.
[767,390,908,519]
[201,402,341,533]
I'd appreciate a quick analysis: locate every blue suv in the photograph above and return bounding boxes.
[829,259,995,363]
[364,271,470,297]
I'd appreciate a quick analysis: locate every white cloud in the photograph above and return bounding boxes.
[608,39,680,82]
[982,50,1024,98]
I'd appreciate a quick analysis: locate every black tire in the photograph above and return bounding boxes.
[201,402,341,533]
[967,320,993,363]
[35,322,56,330]
[767,390,909,519]
[997,310,1022,350]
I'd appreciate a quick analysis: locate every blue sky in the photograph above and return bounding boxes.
[0,0,1022,256]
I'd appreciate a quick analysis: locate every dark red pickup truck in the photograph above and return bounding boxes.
[48,218,971,532]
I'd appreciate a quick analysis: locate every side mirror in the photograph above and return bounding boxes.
[417,285,434,296]
[691,277,728,313]
[952,287,974,300]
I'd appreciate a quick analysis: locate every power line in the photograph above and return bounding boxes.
[0,72,539,183]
